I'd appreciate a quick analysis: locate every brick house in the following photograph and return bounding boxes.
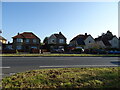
[12,32,41,53]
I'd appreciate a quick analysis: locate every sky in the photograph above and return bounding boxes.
[2,2,118,43]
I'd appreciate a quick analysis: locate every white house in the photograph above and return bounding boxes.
[109,36,119,48]
[95,31,119,49]
[70,33,95,49]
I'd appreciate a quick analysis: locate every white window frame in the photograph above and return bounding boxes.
[16,38,23,43]
[59,39,64,43]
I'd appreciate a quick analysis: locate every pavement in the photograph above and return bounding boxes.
[1,56,120,78]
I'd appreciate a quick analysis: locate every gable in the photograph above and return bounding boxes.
[111,36,118,41]
[84,36,95,42]
[49,34,57,40]
[77,37,85,45]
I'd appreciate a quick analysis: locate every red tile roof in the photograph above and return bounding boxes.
[12,32,40,39]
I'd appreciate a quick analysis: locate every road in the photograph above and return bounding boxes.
[1,57,120,77]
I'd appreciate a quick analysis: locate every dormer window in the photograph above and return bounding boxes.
[17,38,23,43]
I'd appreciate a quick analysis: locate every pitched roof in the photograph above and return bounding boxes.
[95,36,112,46]
[53,32,66,39]
[102,39,111,46]
[70,34,91,45]
[0,36,7,41]
[12,32,40,39]
[77,37,85,45]
[94,30,119,46]
[70,34,90,42]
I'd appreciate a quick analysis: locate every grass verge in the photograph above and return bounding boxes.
[1,67,120,88]
[0,54,120,57]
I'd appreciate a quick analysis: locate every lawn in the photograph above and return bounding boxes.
[0,53,120,57]
[1,67,120,88]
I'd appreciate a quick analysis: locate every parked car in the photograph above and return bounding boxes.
[51,48,64,53]
[71,47,84,54]
[92,49,107,54]
[108,51,120,54]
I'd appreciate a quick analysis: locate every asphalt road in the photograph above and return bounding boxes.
[1,57,120,77]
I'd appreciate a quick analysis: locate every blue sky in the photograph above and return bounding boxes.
[2,2,118,43]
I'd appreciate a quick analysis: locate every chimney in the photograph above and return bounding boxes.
[59,32,62,35]
[8,41,10,44]
[18,32,19,35]
[85,33,87,36]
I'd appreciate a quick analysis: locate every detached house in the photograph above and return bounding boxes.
[0,36,7,51]
[95,31,119,49]
[69,33,95,49]
[0,36,7,44]
[12,32,41,53]
[44,32,67,52]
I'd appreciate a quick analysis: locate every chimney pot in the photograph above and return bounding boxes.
[85,33,87,36]
[59,32,62,35]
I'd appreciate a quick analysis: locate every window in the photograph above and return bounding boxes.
[16,45,22,50]
[26,39,30,43]
[59,39,64,43]
[7,45,12,49]
[17,38,23,43]
[89,41,91,43]
[51,39,55,43]
[33,39,37,43]
[31,46,37,49]
[59,46,64,49]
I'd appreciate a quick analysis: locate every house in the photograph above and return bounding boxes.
[95,30,119,49]
[44,32,67,52]
[12,32,41,53]
[0,36,7,51]
[3,42,13,50]
[0,36,7,44]
[0,36,14,53]
[69,33,95,49]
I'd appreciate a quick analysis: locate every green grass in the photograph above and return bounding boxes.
[1,67,120,88]
[0,53,120,57]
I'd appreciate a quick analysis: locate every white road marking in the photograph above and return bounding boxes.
[0,73,16,77]
[110,60,120,62]
[39,65,119,68]
[0,67,10,69]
